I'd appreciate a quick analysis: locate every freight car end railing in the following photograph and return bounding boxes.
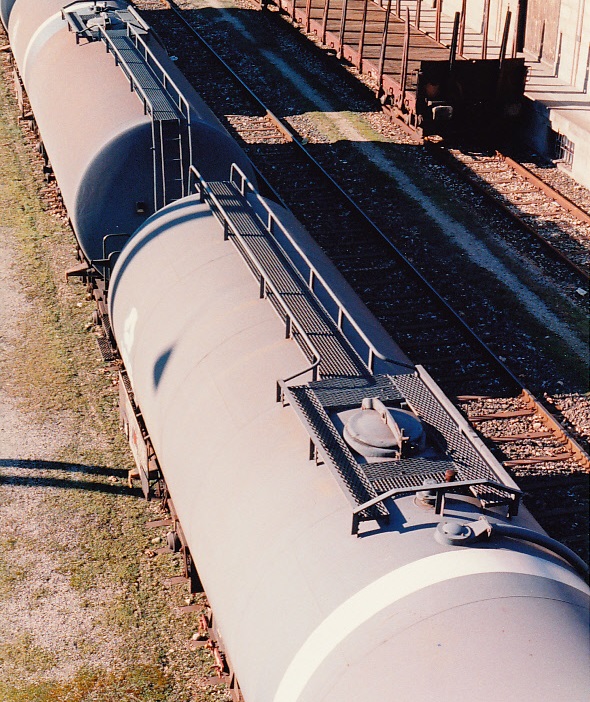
[62,2,194,207]
[226,163,415,378]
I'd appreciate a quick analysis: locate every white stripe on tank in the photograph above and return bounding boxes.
[273,549,589,702]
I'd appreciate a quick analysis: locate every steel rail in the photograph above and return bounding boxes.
[499,152,590,226]
[427,143,589,284]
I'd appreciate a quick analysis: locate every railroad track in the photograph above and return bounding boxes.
[436,146,590,284]
[132,0,589,560]
[245,0,590,291]
[458,392,589,557]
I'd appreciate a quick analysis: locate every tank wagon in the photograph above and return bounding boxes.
[265,0,527,139]
[3,2,589,701]
[1,0,255,270]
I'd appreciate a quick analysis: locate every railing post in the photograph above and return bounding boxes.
[338,0,349,59]
[435,0,442,43]
[395,0,400,17]
[449,12,460,71]
[291,0,297,22]
[415,0,421,30]
[458,0,466,57]
[398,7,410,107]
[357,0,369,71]
[285,315,292,338]
[377,0,393,92]
[481,0,490,59]
[537,21,545,62]
[305,0,312,32]
[259,275,266,299]
[321,0,330,44]
[499,9,511,68]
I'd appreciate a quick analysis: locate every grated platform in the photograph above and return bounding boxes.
[284,373,522,529]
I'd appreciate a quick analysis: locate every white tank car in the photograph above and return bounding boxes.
[109,184,590,702]
[2,0,256,266]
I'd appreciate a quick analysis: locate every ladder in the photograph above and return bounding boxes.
[62,2,192,211]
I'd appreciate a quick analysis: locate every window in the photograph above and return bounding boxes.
[552,131,575,168]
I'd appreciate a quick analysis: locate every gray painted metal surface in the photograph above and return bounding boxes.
[0,0,15,29]
[5,0,256,264]
[109,193,590,702]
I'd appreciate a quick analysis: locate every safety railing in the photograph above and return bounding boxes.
[228,163,415,376]
[62,2,190,124]
[124,8,192,124]
[190,165,322,389]
[97,25,184,122]
[350,478,523,535]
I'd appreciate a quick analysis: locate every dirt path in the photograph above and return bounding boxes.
[0,37,224,702]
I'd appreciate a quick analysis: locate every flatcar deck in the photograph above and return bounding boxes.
[278,0,452,92]
[265,0,526,136]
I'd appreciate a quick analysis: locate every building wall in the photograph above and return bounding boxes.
[439,0,589,88]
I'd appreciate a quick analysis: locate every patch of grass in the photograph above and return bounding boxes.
[0,555,27,600]
[0,634,58,675]
[0,664,170,702]
[0,49,228,699]
[0,535,28,599]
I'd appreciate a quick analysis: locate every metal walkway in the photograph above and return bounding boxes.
[284,371,523,534]
[191,165,521,534]
[200,180,368,381]
[191,163,407,385]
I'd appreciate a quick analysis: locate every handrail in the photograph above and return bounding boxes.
[124,18,191,124]
[351,478,523,535]
[62,3,190,121]
[96,23,185,122]
[228,163,415,375]
[190,165,322,389]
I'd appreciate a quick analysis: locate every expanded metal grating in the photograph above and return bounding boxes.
[106,32,181,120]
[284,373,519,524]
[206,182,369,380]
[393,373,510,503]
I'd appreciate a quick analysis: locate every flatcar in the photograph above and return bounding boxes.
[265,0,527,138]
[2,2,588,701]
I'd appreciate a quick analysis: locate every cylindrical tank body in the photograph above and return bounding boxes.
[109,195,590,701]
[6,0,255,264]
